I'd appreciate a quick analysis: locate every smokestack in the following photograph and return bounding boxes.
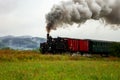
[47,33,49,40]
[46,0,120,32]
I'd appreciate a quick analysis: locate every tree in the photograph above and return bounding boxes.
[110,42,120,57]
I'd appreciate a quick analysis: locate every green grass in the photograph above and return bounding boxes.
[0,49,120,80]
[0,61,120,80]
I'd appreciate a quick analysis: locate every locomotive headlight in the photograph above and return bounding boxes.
[52,39,54,41]
[49,46,51,49]
[48,46,52,51]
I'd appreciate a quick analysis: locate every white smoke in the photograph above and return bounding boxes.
[46,0,120,33]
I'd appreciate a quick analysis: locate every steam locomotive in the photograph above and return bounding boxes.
[40,34,112,56]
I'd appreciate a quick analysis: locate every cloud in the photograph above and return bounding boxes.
[0,0,119,41]
[0,0,18,14]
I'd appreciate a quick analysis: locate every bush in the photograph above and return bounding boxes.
[1,47,12,50]
[110,42,120,57]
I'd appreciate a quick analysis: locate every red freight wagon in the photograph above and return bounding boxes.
[79,40,89,53]
[67,39,79,52]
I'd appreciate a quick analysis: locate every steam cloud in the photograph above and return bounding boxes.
[46,0,120,33]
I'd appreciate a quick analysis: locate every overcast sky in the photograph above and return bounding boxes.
[0,0,120,41]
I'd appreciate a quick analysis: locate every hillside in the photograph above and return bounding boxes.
[0,35,46,50]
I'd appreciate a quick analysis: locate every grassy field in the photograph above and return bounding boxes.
[0,49,120,80]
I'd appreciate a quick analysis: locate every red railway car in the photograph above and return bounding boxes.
[67,39,90,53]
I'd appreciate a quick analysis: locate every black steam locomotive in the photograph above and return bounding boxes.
[40,34,68,53]
[40,34,114,56]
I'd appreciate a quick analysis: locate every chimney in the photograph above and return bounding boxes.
[47,33,49,40]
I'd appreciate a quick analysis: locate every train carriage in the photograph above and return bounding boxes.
[89,40,111,56]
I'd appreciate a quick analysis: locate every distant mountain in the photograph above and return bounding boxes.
[0,35,46,50]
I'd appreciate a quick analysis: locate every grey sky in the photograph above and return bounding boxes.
[0,0,120,41]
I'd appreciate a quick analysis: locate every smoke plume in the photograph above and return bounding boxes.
[46,0,120,33]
